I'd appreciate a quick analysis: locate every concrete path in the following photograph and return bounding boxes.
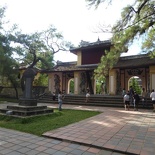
[0,103,155,155]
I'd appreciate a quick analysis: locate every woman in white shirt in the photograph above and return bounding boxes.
[150,89,155,112]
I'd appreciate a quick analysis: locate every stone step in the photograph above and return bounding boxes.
[41,94,152,100]
[38,99,124,105]
[39,94,152,102]
[0,104,54,117]
[38,101,152,109]
[40,98,124,102]
[7,105,48,111]
[38,94,153,109]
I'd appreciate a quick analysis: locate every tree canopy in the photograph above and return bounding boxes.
[0,6,73,97]
[12,25,72,69]
[0,6,72,73]
[86,0,155,78]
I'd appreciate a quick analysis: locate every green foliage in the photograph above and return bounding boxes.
[12,32,54,69]
[0,7,20,92]
[0,109,100,136]
[96,81,102,94]
[95,75,106,94]
[129,77,141,95]
[86,0,155,78]
[0,6,73,99]
[34,74,48,86]
[69,79,74,93]
[142,28,155,57]
[12,25,73,70]
[38,51,54,69]
[0,98,18,103]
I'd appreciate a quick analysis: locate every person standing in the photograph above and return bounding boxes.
[123,91,130,110]
[85,89,90,102]
[141,88,147,107]
[52,92,56,101]
[150,89,155,112]
[58,91,64,111]
[129,86,134,106]
[133,91,140,111]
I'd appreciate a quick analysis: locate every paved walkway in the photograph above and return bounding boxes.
[0,103,155,155]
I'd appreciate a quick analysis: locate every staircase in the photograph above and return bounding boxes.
[38,94,153,109]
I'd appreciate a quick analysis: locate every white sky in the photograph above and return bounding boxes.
[0,0,140,62]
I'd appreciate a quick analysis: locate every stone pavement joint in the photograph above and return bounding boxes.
[42,135,138,155]
[42,104,155,155]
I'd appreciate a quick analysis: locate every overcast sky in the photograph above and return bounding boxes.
[0,0,140,62]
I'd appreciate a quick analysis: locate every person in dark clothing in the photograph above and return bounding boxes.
[129,86,134,105]
[141,88,147,107]
[52,92,56,101]
[133,91,140,111]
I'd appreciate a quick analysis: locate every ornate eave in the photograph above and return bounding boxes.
[41,61,95,73]
[41,54,155,74]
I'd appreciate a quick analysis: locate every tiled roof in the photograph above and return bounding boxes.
[46,61,95,72]
[42,54,155,73]
[70,40,111,54]
[114,54,155,68]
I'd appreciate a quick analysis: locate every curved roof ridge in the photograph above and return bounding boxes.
[120,54,148,60]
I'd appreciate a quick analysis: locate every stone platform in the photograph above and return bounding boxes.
[0,104,53,117]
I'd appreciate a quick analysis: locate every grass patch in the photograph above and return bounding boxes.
[0,98,18,103]
[0,109,100,136]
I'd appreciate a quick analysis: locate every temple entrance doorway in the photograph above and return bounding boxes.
[68,78,74,94]
[128,76,142,94]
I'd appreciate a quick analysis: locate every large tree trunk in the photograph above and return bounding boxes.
[14,86,19,99]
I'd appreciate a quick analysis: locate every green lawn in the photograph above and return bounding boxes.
[0,109,100,136]
[0,98,18,103]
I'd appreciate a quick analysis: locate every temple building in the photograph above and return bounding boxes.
[44,40,155,95]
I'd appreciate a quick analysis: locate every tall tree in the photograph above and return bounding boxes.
[0,6,72,97]
[86,0,155,78]
[0,6,21,98]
